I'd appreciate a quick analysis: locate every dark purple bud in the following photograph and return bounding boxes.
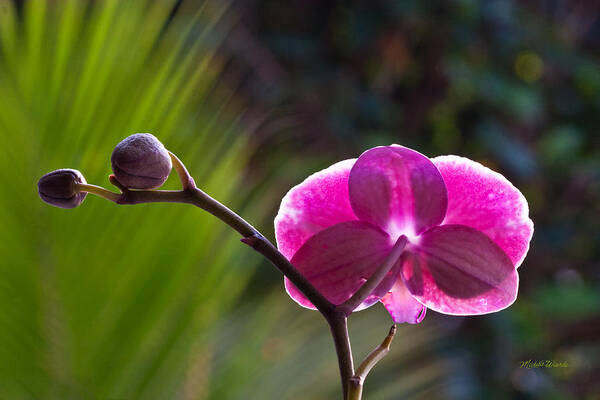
[38,169,87,209]
[110,133,172,189]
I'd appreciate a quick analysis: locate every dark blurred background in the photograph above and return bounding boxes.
[224,1,600,398]
[0,0,598,399]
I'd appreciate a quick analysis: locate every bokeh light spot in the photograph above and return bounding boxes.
[515,51,544,83]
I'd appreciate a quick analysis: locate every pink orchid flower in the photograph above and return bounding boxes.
[275,145,533,323]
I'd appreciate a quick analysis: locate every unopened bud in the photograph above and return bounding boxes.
[38,169,87,209]
[111,133,172,189]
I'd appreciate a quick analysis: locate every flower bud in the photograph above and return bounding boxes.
[38,169,87,209]
[110,133,172,189]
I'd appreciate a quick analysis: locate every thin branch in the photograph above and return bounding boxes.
[75,183,120,202]
[347,325,397,400]
[347,324,397,400]
[186,187,257,237]
[348,377,363,400]
[169,151,195,190]
[355,325,397,382]
[339,236,407,315]
[241,234,335,314]
[326,311,354,399]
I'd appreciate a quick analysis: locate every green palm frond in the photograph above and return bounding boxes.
[0,1,255,398]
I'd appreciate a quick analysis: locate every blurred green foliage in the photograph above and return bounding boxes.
[0,0,258,398]
[1,0,599,399]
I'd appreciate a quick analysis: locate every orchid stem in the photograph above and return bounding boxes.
[348,325,397,400]
[356,325,396,379]
[77,152,373,399]
[168,151,195,190]
[75,183,121,202]
[340,236,407,315]
[327,312,354,399]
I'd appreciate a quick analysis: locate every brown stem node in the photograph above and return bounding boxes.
[109,174,128,192]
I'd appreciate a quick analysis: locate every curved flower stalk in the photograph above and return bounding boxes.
[38,137,532,400]
[275,145,533,323]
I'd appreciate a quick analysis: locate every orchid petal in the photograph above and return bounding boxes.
[349,146,447,236]
[381,279,427,324]
[275,159,358,259]
[285,221,399,310]
[432,155,533,267]
[402,225,518,315]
